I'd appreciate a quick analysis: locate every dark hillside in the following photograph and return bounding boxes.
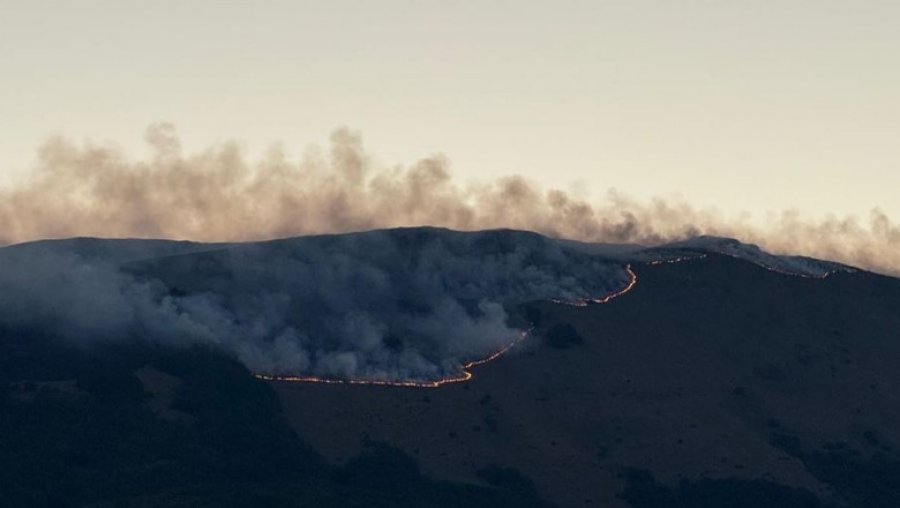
[3,230,899,507]
[273,254,900,508]
[0,340,553,508]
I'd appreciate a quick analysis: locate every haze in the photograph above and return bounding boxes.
[1,1,898,226]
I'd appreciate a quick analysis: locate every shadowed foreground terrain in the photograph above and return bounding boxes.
[272,254,900,508]
[0,342,552,508]
[2,235,900,507]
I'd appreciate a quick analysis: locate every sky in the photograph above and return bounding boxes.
[1,0,899,223]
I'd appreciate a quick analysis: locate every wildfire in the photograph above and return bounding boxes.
[643,251,841,278]
[742,259,847,279]
[550,264,638,307]
[645,254,708,266]
[258,251,854,388]
[256,329,529,388]
[258,263,643,388]
[679,251,846,279]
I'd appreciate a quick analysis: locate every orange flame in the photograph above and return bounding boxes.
[257,263,642,387]
[255,329,530,388]
[259,252,822,389]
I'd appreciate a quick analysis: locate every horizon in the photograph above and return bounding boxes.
[3,1,899,223]
[0,125,896,275]
[0,225,868,280]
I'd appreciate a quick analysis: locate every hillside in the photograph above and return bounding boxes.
[1,228,899,507]
[272,253,900,508]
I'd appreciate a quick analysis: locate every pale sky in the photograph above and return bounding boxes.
[2,0,898,221]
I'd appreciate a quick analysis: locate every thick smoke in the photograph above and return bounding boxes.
[1,124,897,276]
[0,230,630,380]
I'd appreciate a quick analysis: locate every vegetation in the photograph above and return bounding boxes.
[0,329,553,508]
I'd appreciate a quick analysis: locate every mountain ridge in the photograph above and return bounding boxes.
[0,226,875,278]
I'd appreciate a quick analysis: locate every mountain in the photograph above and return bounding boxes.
[273,250,900,508]
[0,236,232,264]
[652,235,853,277]
[1,227,899,507]
[0,228,841,381]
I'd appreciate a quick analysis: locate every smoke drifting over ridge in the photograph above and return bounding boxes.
[0,229,631,380]
[1,124,898,276]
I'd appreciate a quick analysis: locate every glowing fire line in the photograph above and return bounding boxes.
[726,256,847,279]
[645,254,708,266]
[255,329,529,388]
[257,252,850,388]
[257,263,641,388]
[664,250,847,279]
[550,264,638,307]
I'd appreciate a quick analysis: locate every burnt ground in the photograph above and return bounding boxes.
[272,254,900,508]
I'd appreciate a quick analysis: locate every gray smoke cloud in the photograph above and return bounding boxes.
[0,229,631,380]
[1,124,897,276]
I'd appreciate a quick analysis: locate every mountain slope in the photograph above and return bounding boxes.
[2,228,899,507]
[272,253,900,508]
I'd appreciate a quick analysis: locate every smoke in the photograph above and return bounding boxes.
[1,125,896,379]
[1,124,898,276]
[0,229,630,380]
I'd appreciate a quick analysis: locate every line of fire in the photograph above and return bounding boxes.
[256,262,642,388]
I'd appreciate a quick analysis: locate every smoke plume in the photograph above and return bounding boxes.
[0,229,630,380]
[1,124,897,276]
